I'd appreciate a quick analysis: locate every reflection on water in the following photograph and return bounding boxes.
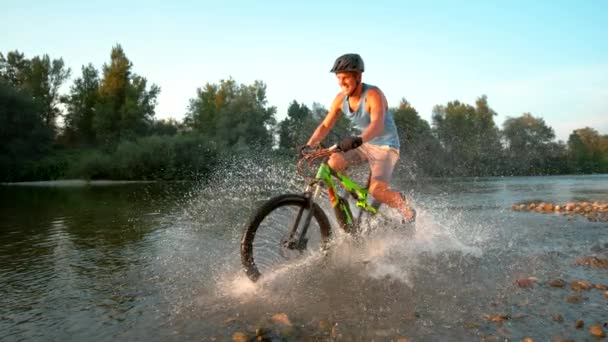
[1,173,608,341]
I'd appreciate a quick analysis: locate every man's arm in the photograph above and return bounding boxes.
[358,88,386,143]
[306,93,343,146]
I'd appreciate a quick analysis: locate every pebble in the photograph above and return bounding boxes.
[232,332,248,342]
[549,279,566,288]
[590,324,606,338]
[575,320,585,329]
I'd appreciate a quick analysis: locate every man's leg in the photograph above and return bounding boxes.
[362,144,415,222]
[368,180,415,222]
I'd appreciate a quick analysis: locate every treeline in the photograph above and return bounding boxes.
[1,45,607,182]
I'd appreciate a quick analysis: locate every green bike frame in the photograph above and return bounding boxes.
[312,162,379,232]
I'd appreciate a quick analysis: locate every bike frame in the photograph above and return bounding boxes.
[308,162,379,232]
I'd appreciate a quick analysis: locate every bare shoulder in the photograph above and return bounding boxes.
[366,86,388,109]
[366,86,386,102]
[329,92,345,113]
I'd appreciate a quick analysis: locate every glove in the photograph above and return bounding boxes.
[338,136,363,152]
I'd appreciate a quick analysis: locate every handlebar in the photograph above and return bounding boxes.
[296,144,340,179]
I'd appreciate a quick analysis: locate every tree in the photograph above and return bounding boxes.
[278,100,318,151]
[502,112,560,175]
[63,64,100,145]
[431,95,502,176]
[567,127,608,173]
[392,98,442,176]
[93,45,160,143]
[27,55,71,129]
[0,51,71,134]
[0,51,29,87]
[0,81,53,181]
[185,78,276,149]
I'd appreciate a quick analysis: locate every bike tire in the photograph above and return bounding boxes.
[240,193,331,282]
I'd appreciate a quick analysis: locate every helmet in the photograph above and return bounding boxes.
[330,53,364,73]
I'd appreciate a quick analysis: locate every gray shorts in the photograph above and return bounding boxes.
[341,143,400,182]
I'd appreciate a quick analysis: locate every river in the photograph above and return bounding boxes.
[1,159,607,341]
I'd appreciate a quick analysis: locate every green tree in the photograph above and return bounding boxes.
[567,127,608,173]
[431,95,502,176]
[0,81,53,181]
[278,100,316,150]
[502,112,561,175]
[27,55,71,129]
[63,64,100,145]
[94,45,160,144]
[392,99,442,176]
[0,51,71,133]
[185,78,276,149]
[0,51,29,87]
[473,95,503,174]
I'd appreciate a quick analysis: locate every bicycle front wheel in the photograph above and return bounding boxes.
[240,194,331,282]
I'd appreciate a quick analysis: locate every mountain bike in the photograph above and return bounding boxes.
[240,145,414,282]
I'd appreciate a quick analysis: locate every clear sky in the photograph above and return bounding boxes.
[2,0,607,141]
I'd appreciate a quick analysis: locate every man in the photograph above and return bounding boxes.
[305,53,416,223]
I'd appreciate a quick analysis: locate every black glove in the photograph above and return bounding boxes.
[338,136,363,152]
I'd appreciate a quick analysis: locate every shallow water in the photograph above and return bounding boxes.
[1,163,607,341]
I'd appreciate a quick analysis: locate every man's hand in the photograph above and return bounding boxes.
[297,144,319,157]
[338,136,363,152]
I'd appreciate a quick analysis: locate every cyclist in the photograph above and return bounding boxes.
[304,53,416,223]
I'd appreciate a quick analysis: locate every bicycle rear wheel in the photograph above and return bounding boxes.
[240,194,331,282]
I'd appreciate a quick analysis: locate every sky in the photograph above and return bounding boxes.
[2,0,607,141]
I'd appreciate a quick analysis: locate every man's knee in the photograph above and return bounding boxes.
[328,154,348,172]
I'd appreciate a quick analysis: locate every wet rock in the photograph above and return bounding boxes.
[232,332,248,342]
[496,327,510,336]
[271,313,292,327]
[403,312,420,321]
[255,327,269,337]
[566,295,581,303]
[223,317,238,326]
[595,284,608,290]
[604,291,608,298]
[278,325,295,338]
[575,320,585,329]
[571,280,593,291]
[549,279,566,288]
[317,319,332,332]
[516,277,537,288]
[522,338,534,342]
[396,338,410,342]
[483,314,510,323]
[464,321,480,329]
[331,322,354,341]
[575,256,608,269]
[590,324,606,338]
[512,200,608,221]
[512,204,524,211]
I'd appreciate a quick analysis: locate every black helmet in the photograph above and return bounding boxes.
[330,53,364,73]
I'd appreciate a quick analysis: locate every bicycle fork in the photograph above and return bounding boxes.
[284,184,322,251]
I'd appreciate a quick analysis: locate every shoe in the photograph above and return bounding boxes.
[402,208,416,224]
